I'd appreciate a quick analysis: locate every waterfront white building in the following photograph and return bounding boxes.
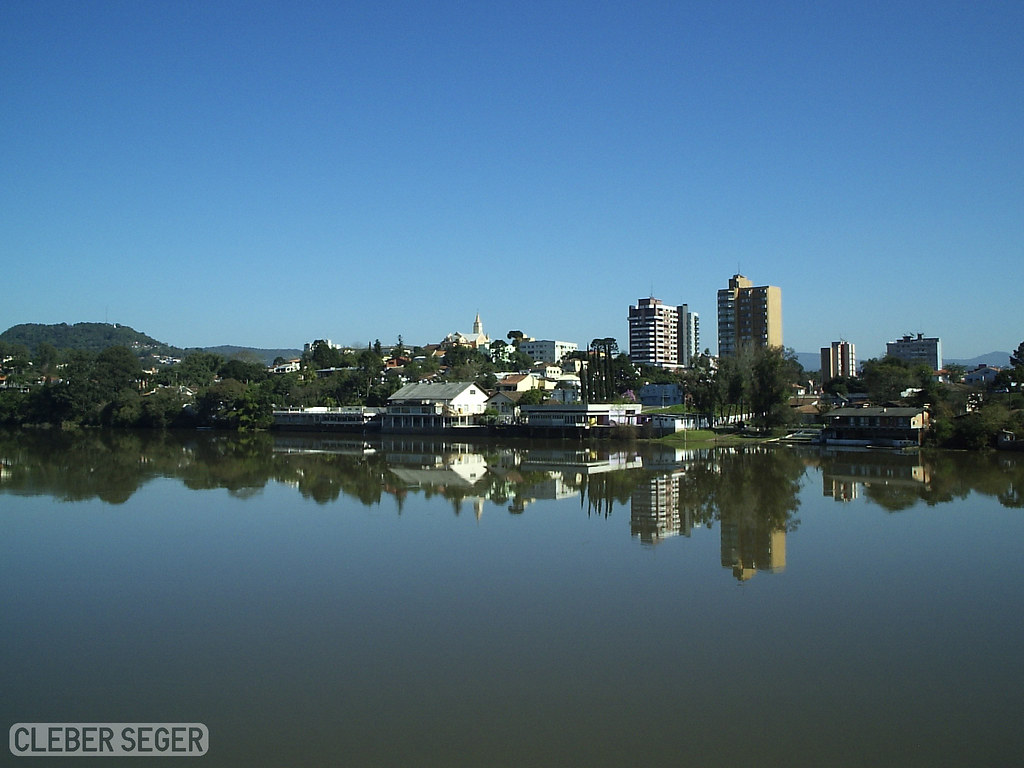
[383,381,489,430]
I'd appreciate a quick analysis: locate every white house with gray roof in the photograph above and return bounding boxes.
[384,381,489,431]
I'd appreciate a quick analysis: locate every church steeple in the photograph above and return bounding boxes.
[473,312,483,336]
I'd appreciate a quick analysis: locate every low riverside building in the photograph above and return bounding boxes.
[383,381,489,432]
[273,406,383,430]
[519,403,643,430]
[820,406,929,447]
[646,412,709,433]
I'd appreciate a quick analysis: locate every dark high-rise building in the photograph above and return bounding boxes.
[716,274,782,357]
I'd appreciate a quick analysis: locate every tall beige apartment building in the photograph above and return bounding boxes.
[716,274,782,357]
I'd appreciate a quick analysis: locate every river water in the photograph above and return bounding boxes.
[2,430,1022,766]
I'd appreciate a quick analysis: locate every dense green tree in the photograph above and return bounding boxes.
[0,389,28,425]
[748,346,800,428]
[196,378,247,426]
[861,356,918,403]
[1010,341,1024,390]
[508,348,534,371]
[822,375,859,397]
[717,354,750,419]
[367,370,403,407]
[611,353,641,397]
[236,386,274,430]
[94,346,142,395]
[101,389,143,427]
[442,345,492,383]
[139,388,190,429]
[518,388,547,405]
[219,358,267,384]
[0,340,30,362]
[681,353,718,417]
[950,403,1012,450]
[637,364,679,386]
[33,350,102,424]
[403,355,439,382]
[1011,341,1024,369]
[357,347,386,400]
[587,338,619,401]
[34,341,60,379]
[177,351,224,387]
[306,340,347,370]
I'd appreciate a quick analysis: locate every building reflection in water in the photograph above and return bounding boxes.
[719,513,786,581]
[630,471,697,544]
[821,449,929,502]
[629,463,788,581]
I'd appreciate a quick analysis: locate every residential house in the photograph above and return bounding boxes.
[383,381,489,431]
[495,373,537,393]
[270,359,301,374]
[964,364,1002,387]
[486,391,524,424]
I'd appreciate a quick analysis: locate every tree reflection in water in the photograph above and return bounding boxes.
[2,429,1021,525]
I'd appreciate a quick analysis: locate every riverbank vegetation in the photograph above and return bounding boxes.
[1,335,1022,450]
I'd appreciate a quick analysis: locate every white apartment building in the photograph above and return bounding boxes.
[628,297,699,368]
[886,333,942,371]
[518,339,579,364]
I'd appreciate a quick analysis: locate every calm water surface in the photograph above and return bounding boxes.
[2,430,1023,766]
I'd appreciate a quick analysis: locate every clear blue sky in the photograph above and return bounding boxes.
[2,1,1022,361]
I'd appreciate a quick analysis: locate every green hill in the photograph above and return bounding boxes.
[1,323,301,366]
[0,322,181,357]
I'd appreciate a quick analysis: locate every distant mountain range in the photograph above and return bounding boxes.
[0,323,301,366]
[945,352,1012,369]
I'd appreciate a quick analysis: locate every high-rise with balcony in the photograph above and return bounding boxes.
[717,274,782,357]
[628,297,700,368]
